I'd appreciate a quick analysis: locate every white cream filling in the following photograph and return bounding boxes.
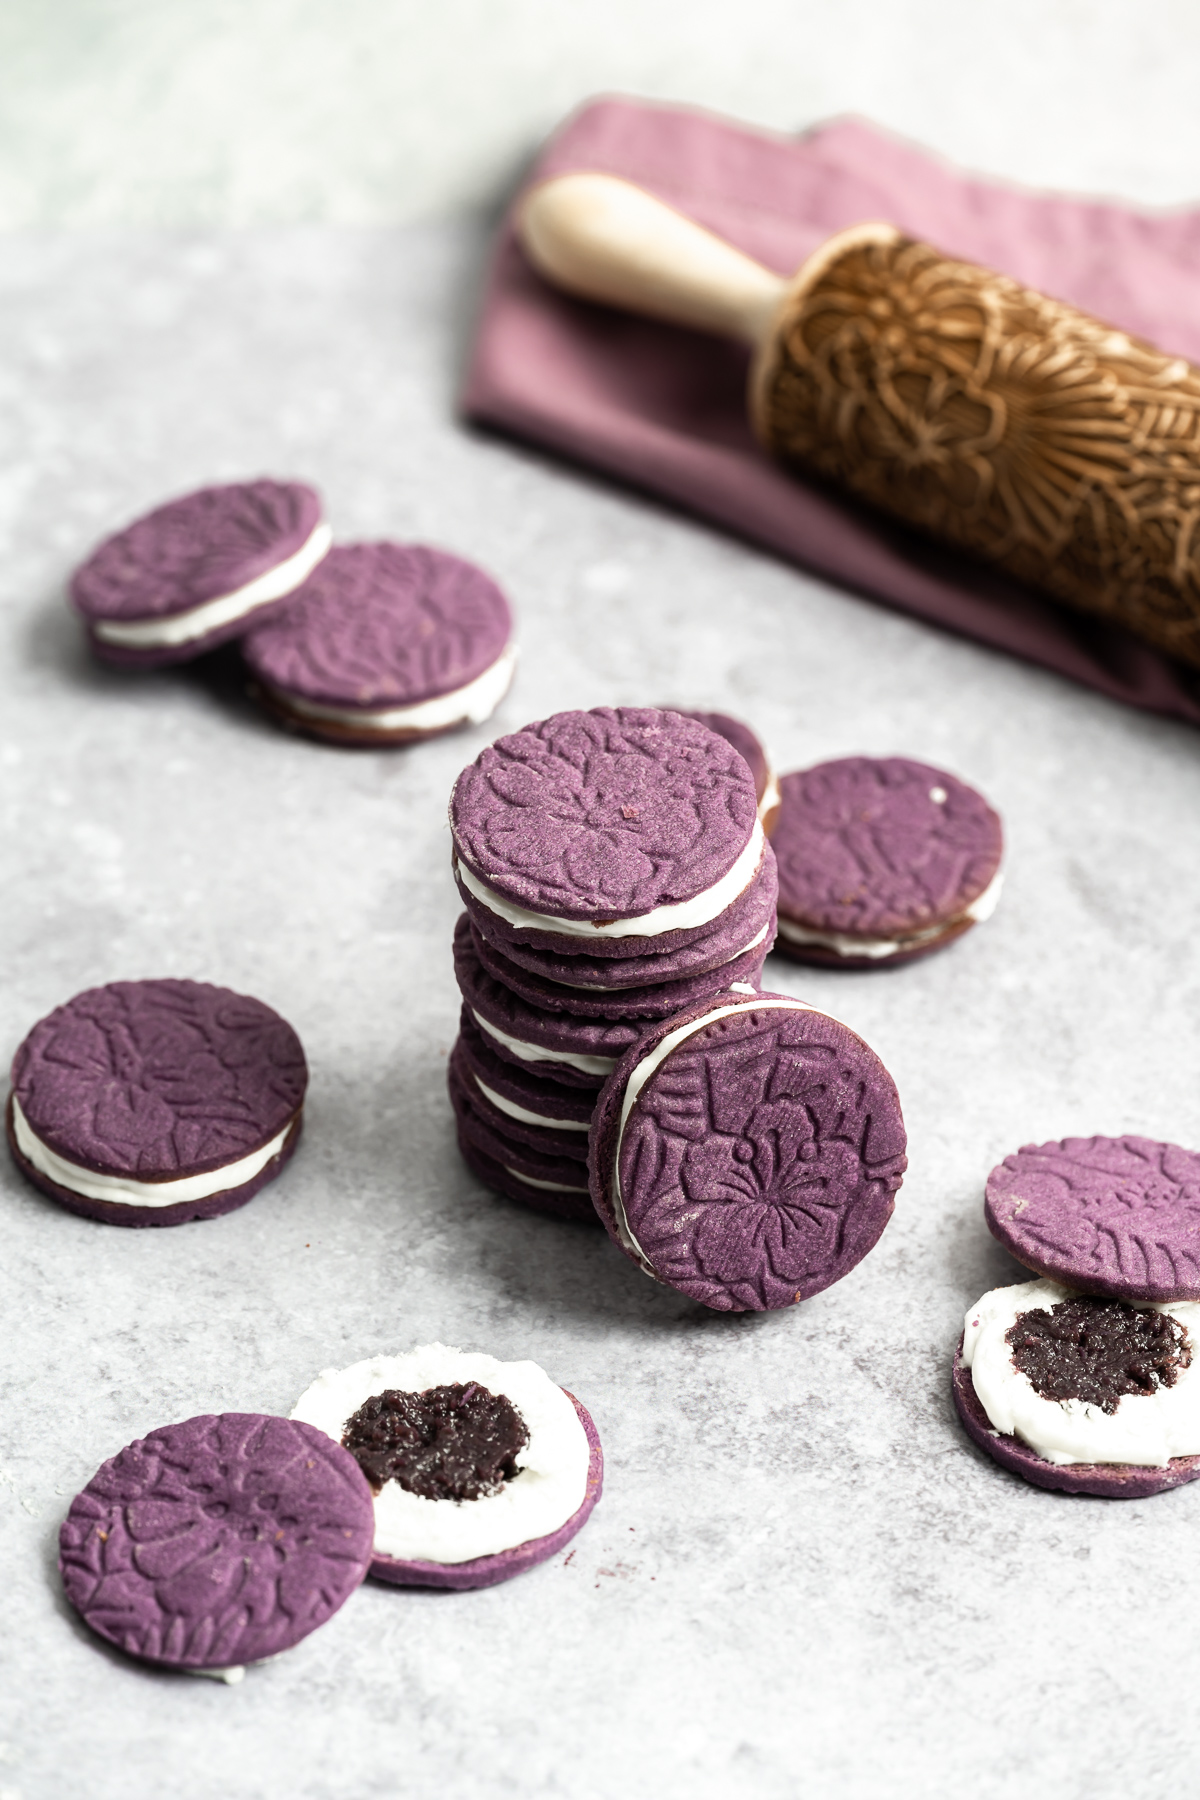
[962,1279,1200,1467]
[271,644,516,732]
[10,1095,294,1208]
[611,996,815,1270]
[503,1166,591,1193]
[474,1075,590,1132]
[90,520,333,648]
[778,868,1004,960]
[455,820,765,941]
[291,1345,591,1564]
[472,1009,616,1078]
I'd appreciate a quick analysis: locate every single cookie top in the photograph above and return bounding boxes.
[291,1345,593,1567]
[70,481,323,625]
[451,708,760,923]
[986,1136,1200,1303]
[11,979,307,1179]
[773,757,1002,937]
[58,1414,374,1671]
[589,990,906,1311]
[241,543,512,708]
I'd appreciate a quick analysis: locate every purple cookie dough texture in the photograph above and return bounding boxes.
[70,481,324,668]
[450,708,759,924]
[457,1134,599,1225]
[370,1392,604,1589]
[449,1054,597,1222]
[772,756,1003,951]
[466,914,769,1024]
[463,848,777,982]
[59,1414,374,1669]
[951,1341,1200,1498]
[241,542,512,736]
[456,1009,596,1134]
[589,991,907,1312]
[9,979,307,1226]
[672,711,769,805]
[985,1136,1200,1303]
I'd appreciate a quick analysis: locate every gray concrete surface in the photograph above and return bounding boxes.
[1,214,1199,1800]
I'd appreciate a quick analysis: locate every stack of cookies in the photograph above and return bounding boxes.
[446,707,779,1224]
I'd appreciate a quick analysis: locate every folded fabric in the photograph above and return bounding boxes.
[461,95,1200,727]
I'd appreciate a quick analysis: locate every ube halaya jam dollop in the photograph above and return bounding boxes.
[1006,1295,1192,1415]
[341,1382,529,1501]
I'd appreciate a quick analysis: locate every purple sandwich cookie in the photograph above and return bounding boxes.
[452,1028,590,1161]
[242,542,515,745]
[986,1136,1200,1304]
[449,1054,595,1214]
[672,710,780,837]
[589,990,906,1312]
[59,1414,374,1676]
[771,757,1003,968]
[70,481,331,669]
[451,707,765,954]
[8,978,307,1226]
[291,1346,603,1588]
[466,913,769,1024]
[455,1010,595,1139]
[953,1280,1200,1497]
[462,849,777,986]
[457,1133,599,1225]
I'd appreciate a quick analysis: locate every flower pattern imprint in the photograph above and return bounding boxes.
[59,1415,373,1668]
[451,708,759,918]
[761,231,1200,669]
[12,980,307,1175]
[619,1009,907,1311]
[72,481,320,620]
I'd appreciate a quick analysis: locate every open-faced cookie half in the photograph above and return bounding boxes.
[292,1346,603,1588]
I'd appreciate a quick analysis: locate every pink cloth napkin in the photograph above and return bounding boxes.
[462,95,1200,725]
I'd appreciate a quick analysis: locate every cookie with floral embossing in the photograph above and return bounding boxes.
[672,710,780,836]
[59,1413,374,1677]
[242,543,515,745]
[985,1136,1200,1303]
[450,707,771,970]
[292,1345,603,1589]
[589,989,906,1311]
[7,979,307,1226]
[771,757,1003,967]
[70,481,331,668]
[449,1049,597,1223]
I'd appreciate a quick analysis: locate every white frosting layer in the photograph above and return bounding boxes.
[474,1075,590,1132]
[963,1279,1200,1467]
[291,1345,591,1563]
[504,1166,590,1193]
[91,520,333,647]
[272,645,516,733]
[778,868,1004,960]
[472,1009,616,1077]
[611,996,815,1269]
[10,1095,294,1208]
[456,820,765,941]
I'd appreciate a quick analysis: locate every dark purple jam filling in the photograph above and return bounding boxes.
[341,1382,529,1501]
[1007,1296,1191,1413]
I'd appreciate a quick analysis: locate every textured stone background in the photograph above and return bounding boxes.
[3,9,1200,1798]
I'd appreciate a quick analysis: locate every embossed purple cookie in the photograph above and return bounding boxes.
[451,707,764,958]
[465,914,769,1024]
[951,1338,1200,1499]
[673,711,780,836]
[986,1136,1200,1302]
[70,481,331,668]
[8,979,307,1226]
[59,1414,374,1672]
[772,757,1003,968]
[454,1019,592,1158]
[241,542,515,745]
[449,1054,597,1224]
[589,990,907,1311]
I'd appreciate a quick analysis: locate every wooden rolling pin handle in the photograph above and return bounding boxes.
[518,172,786,349]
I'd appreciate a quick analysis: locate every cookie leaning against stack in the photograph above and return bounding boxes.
[445,707,778,1225]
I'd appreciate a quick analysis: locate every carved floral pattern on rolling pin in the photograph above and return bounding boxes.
[759,230,1200,668]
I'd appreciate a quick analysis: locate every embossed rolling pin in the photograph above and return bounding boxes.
[519,173,1200,669]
